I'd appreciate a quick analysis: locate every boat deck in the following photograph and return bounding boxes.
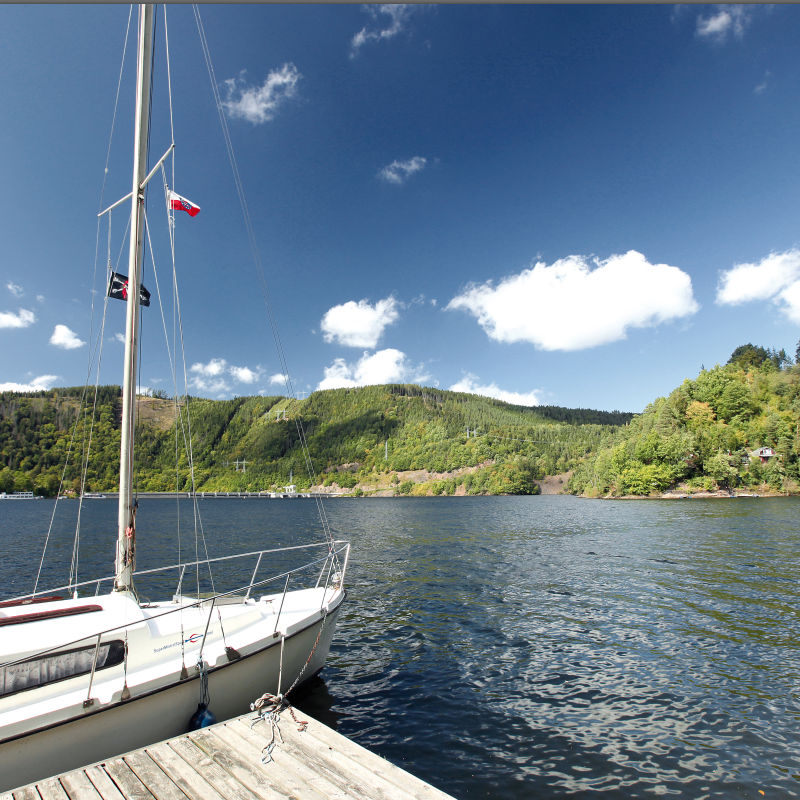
[2,707,455,800]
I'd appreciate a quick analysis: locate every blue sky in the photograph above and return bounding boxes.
[1,4,800,413]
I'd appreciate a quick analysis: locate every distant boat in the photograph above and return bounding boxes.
[0,6,348,791]
[81,492,106,499]
[0,492,41,500]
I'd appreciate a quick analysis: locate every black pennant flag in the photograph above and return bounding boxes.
[108,272,150,307]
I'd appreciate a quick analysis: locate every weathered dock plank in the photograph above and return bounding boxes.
[189,727,293,800]
[122,752,189,800]
[7,708,456,800]
[219,718,354,799]
[141,743,227,800]
[84,766,127,800]
[205,726,340,800]
[101,759,156,800]
[230,716,418,800]
[166,737,264,800]
[58,771,104,800]
[33,778,70,800]
[11,788,40,800]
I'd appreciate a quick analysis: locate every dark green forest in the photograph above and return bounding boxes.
[0,384,628,497]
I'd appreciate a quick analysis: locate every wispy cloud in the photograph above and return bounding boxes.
[222,64,301,125]
[50,324,85,349]
[321,296,399,348]
[447,250,698,352]
[318,348,428,390]
[189,357,264,396]
[350,4,418,59]
[716,249,800,323]
[0,308,35,329]
[450,374,541,407]
[0,374,59,393]
[269,373,286,386]
[6,282,23,298]
[754,71,770,94]
[378,156,427,185]
[696,5,753,42]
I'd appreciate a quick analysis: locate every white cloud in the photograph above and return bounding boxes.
[189,358,264,395]
[716,249,800,322]
[350,5,416,58]
[191,377,230,396]
[317,348,428,390]
[50,324,85,349]
[6,282,23,298]
[269,373,286,385]
[321,296,399,348]
[450,375,541,407]
[378,156,427,185]
[0,374,58,393]
[191,358,228,377]
[0,308,35,329]
[447,250,698,352]
[229,365,260,384]
[696,6,752,41]
[114,332,125,343]
[778,282,800,324]
[222,64,300,125]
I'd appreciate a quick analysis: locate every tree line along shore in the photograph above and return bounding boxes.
[1,343,798,499]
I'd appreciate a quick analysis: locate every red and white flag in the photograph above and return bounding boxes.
[168,190,201,217]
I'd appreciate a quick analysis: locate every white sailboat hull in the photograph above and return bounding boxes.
[1,7,353,793]
[0,594,343,791]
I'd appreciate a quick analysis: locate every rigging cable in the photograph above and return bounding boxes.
[142,199,217,598]
[34,7,134,597]
[192,5,338,566]
[161,5,184,594]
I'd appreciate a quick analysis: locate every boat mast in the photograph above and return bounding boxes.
[115,3,155,593]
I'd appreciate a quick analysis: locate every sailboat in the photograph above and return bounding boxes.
[0,6,348,791]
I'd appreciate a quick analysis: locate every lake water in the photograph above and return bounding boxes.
[2,495,798,799]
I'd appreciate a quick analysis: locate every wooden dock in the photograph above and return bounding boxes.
[2,708,456,800]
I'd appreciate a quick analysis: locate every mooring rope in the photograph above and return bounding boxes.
[250,691,308,763]
[248,605,329,761]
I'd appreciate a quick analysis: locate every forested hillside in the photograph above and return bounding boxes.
[569,345,800,496]
[0,384,630,497]
[8,345,795,500]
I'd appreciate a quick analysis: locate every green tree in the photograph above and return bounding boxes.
[705,451,738,489]
[728,343,771,369]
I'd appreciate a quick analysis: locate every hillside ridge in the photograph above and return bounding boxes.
[0,384,628,497]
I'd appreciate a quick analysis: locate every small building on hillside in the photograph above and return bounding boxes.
[749,446,777,463]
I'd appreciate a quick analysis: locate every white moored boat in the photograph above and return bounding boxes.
[0,5,348,791]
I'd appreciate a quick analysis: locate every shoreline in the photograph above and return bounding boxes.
[588,489,795,500]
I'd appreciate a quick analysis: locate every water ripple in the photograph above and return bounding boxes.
[3,495,799,799]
